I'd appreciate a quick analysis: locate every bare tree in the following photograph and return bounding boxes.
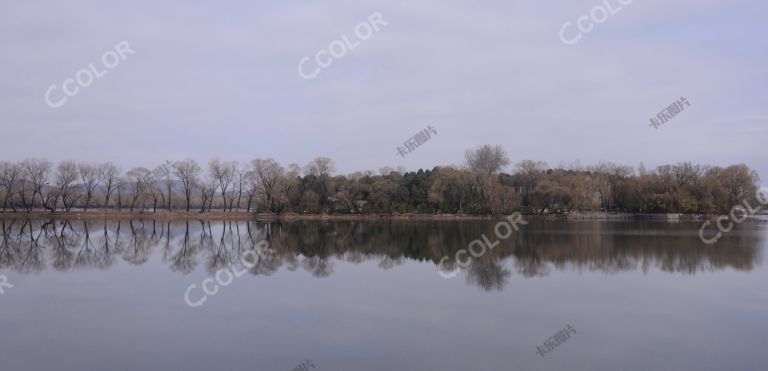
[114,177,126,210]
[304,157,335,178]
[100,163,120,209]
[0,162,21,211]
[227,163,240,212]
[243,168,258,212]
[173,159,201,212]
[252,158,284,212]
[277,163,302,212]
[78,163,100,210]
[235,167,247,211]
[465,145,510,175]
[199,176,217,212]
[157,161,175,211]
[208,159,236,211]
[148,181,164,213]
[125,167,151,211]
[53,161,80,212]
[304,157,335,211]
[19,159,52,211]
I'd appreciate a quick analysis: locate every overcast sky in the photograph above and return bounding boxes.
[1,0,765,182]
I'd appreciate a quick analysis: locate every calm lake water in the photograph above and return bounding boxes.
[0,218,766,371]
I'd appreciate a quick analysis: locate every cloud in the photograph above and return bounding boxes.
[0,0,765,182]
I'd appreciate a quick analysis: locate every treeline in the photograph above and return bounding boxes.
[0,145,761,215]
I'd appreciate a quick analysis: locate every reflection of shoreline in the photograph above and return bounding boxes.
[5,210,766,222]
[0,219,763,291]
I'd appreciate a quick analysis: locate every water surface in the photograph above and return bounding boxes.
[0,219,766,371]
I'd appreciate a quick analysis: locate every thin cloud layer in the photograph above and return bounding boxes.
[0,0,765,181]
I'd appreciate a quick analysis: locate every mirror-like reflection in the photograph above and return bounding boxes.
[0,218,763,292]
[1,218,767,371]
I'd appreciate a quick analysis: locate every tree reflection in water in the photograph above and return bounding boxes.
[0,219,763,291]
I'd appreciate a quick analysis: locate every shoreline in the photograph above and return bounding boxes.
[0,209,742,222]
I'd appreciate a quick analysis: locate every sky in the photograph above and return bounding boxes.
[0,0,766,182]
